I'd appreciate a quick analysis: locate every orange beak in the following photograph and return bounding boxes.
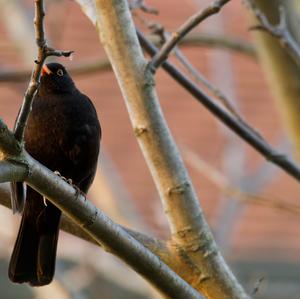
[41,65,52,76]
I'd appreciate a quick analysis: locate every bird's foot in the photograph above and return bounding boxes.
[54,170,72,184]
[54,170,85,199]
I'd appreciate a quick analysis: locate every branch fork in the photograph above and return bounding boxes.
[149,0,231,71]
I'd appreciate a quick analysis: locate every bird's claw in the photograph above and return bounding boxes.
[43,196,48,207]
[54,170,85,199]
[54,170,68,182]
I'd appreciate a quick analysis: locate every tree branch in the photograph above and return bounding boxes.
[0,182,168,261]
[27,155,202,299]
[92,0,248,298]
[243,0,300,68]
[183,146,300,216]
[13,0,73,142]
[149,0,232,71]
[0,35,255,85]
[0,120,22,157]
[152,26,245,122]
[0,118,202,299]
[178,32,256,58]
[137,30,300,182]
[0,160,28,183]
[129,0,158,14]
[243,0,300,161]
[0,58,111,83]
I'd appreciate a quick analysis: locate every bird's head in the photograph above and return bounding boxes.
[40,63,75,94]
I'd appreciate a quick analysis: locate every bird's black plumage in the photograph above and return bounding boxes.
[9,62,101,286]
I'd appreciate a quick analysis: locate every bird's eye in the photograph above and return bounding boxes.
[57,69,64,76]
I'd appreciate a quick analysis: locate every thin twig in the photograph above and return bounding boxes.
[137,16,257,133]
[0,35,256,84]
[133,6,256,58]
[149,0,231,71]
[129,0,158,15]
[177,32,257,58]
[137,30,300,182]
[183,146,300,216]
[251,277,264,296]
[0,58,111,83]
[158,28,244,121]
[243,0,300,67]
[13,0,73,142]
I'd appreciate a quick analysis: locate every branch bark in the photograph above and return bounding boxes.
[245,0,300,161]
[93,0,249,298]
[0,118,202,299]
[137,31,300,182]
[0,182,169,261]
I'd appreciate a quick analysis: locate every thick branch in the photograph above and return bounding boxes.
[0,118,202,299]
[150,0,231,70]
[0,183,167,260]
[0,160,28,183]
[137,30,300,182]
[93,0,248,298]
[0,120,22,157]
[25,154,203,299]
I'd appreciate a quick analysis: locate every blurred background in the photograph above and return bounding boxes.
[0,0,299,298]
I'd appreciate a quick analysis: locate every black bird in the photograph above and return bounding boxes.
[9,62,101,286]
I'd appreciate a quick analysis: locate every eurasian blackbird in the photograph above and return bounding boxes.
[9,62,101,286]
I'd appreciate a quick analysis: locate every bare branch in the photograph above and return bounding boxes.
[137,30,300,182]
[92,0,249,298]
[26,162,201,298]
[25,155,203,299]
[0,58,111,83]
[0,118,202,299]
[132,5,256,58]
[136,19,256,135]
[149,0,231,71]
[0,32,256,84]
[0,160,28,183]
[243,0,300,67]
[0,182,167,260]
[129,0,158,15]
[183,146,300,216]
[0,120,22,157]
[178,32,257,58]
[13,0,73,142]
[153,27,245,122]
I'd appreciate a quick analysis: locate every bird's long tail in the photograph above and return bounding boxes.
[8,187,61,286]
